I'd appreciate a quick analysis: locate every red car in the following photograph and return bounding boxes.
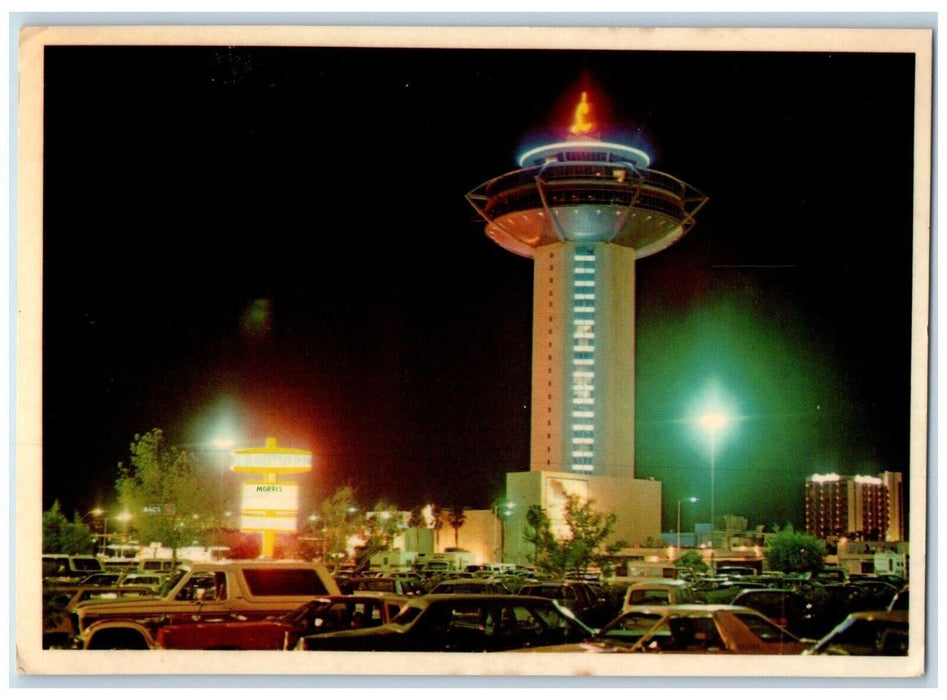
[156,594,406,650]
[520,605,810,654]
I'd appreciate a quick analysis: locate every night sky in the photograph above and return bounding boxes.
[42,45,917,532]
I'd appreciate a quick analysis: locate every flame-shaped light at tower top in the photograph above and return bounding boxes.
[569,91,594,135]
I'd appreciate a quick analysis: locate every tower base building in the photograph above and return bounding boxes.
[503,471,662,566]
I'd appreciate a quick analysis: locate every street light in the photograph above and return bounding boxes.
[697,411,729,548]
[492,501,515,563]
[677,497,698,552]
[86,508,106,553]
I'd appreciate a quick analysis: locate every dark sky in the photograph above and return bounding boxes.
[42,45,917,532]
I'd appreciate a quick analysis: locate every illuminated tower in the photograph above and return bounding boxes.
[468,92,707,480]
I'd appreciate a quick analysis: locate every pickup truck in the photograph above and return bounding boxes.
[72,560,340,649]
[154,593,408,650]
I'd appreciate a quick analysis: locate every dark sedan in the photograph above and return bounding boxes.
[297,594,594,652]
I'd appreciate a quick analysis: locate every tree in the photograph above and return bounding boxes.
[43,501,94,554]
[430,504,444,551]
[523,495,623,578]
[674,550,710,575]
[320,485,361,570]
[765,524,827,575]
[407,505,425,549]
[115,429,213,563]
[446,506,467,548]
[357,499,402,568]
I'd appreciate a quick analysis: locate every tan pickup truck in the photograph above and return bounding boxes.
[72,560,341,649]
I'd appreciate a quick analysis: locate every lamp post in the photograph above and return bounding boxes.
[210,438,235,550]
[677,497,698,553]
[86,508,106,554]
[492,501,515,563]
[697,411,728,548]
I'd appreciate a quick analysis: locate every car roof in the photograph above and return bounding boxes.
[845,610,909,622]
[619,604,758,614]
[627,579,691,589]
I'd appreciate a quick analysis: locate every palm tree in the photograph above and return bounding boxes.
[446,506,467,548]
[407,506,425,551]
[430,504,444,551]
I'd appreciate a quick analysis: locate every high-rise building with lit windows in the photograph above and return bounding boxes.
[805,471,904,542]
[467,92,707,557]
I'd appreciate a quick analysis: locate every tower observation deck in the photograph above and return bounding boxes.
[467,139,707,260]
[467,109,707,480]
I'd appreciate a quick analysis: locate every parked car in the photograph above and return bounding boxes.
[72,561,341,649]
[517,581,614,628]
[730,588,816,639]
[848,579,900,611]
[888,585,909,612]
[43,585,155,649]
[297,594,595,652]
[78,572,124,587]
[118,571,166,592]
[715,566,758,578]
[814,566,849,584]
[155,593,408,650]
[519,605,810,654]
[622,579,697,612]
[427,578,512,595]
[42,554,105,584]
[347,576,423,597]
[804,610,909,656]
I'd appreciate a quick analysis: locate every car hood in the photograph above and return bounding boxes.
[300,625,404,651]
[512,640,632,654]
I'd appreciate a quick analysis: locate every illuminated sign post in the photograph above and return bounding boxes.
[232,437,312,558]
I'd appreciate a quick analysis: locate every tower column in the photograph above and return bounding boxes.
[529,242,636,479]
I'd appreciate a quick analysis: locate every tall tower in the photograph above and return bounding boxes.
[467,92,707,481]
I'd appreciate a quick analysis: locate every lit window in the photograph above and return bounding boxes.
[573,359,594,366]
[572,411,594,418]
[574,280,595,287]
[574,294,596,300]
[573,398,594,405]
[575,255,595,262]
[572,424,594,431]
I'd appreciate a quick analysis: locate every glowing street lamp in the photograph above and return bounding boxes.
[697,411,729,545]
[115,511,132,542]
[677,497,698,552]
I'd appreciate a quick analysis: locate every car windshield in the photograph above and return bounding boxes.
[734,612,801,643]
[598,612,664,646]
[391,603,425,627]
[158,568,188,597]
[819,618,909,656]
[634,614,727,652]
